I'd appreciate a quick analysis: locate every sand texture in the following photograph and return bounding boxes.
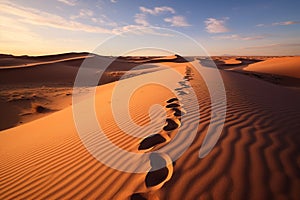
[0,55,300,199]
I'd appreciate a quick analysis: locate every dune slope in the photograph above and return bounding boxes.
[243,56,300,78]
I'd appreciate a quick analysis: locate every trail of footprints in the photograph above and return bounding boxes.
[132,97,185,200]
[138,97,184,152]
[131,67,192,199]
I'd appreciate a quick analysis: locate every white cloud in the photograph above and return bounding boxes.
[257,21,300,27]
[57,0,77,6]
[205,17,229,33]
[110,0,117,3]
[112,25,152,35]
[164,16,190,27]
[136,6,190,27]
[212,34,264,41]
[112,25,173,36]
[139,6,175,15]
[0,2,111,33]
[134,6,176,27]
[272,21,300,26]
[256,24,265,27]
[134,13,149,26]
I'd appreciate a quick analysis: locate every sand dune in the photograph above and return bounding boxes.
[159,68,300,200]
[0,53,167,130]
[243,56,300,78]
[0,53,172,85]
[219,58,242,65]
[0,56,299,199]
[201,56,264,70]
[0,55,92,69]
[199,56,300,87]
[0,64,190,199]
[0,52,90,67]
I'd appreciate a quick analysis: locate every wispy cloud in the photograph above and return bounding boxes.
[112,25,173,36]
[257,21,300,27]
[110,0,117,3]
[0,15,39,43]
[134,13,149,26]
[136,6,190,28]
[70,9,93,20]
[256,24,265,27]
[0,2,111,33]
[242,43,300,49]
[212,34,264,41]
[139,6,175,15]
[272,21,300,26]
[134,6,177,27]
[57,0,77,6]
[91,14,118,27]
[164,16,190,27]
[205,17,229,33]
[0,1,174,38]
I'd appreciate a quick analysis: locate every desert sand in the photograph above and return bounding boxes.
[203,56,300,87]
[243,56,300,78]
[0,55,300,199]
[0,53,164,130]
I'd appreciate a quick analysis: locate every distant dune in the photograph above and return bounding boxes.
[200,56,300,87]
[243,56,300,78]
[0,52,90,67]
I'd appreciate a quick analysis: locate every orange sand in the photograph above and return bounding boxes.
[0,56,299,199]
[243,56,300,78]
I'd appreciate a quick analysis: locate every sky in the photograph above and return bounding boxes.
[0,0,300,56]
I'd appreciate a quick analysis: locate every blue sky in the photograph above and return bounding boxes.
[0,0,300,55]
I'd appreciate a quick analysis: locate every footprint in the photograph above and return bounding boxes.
[145,168,169,188]
[166,97,178,103]
[163,118,180,131]
[139,134,167,150]
[184,75,193,81]
[172,108,185,117]
[178,81,186,85]
[130,193,147,200]
[178,81,190,88]
[179,90,190,95]
[174,88,183,91]
[166,103,180,108]
[145,153,173,189]
[130,192,159,200]
[181,85,191,89]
